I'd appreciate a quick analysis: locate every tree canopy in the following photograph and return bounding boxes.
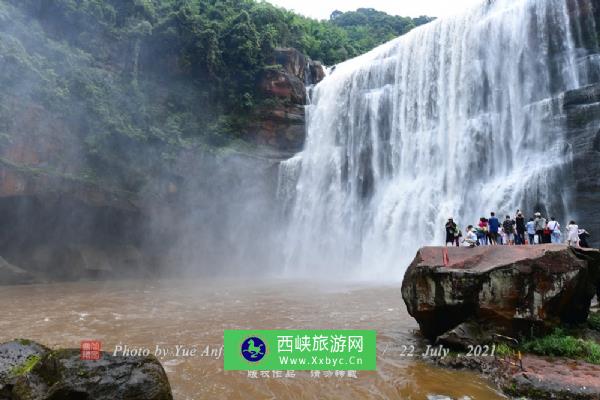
[0,0,433,190]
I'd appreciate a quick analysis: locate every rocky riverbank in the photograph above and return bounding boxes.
[0,339,173,400]
[402,245,600,399]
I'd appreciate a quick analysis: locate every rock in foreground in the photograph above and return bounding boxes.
[401,245,600,343]
[506,355,600,400]
[0,340,172,400]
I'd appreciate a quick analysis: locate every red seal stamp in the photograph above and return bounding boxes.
[80,340,102,360]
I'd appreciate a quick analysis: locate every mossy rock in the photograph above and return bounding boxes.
[0,339,49,384]
[0,340,173,400]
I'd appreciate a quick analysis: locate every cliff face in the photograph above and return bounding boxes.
[0,97,144,283]
[244,48,325,153]
[0,50,319,285]
[560,0,600,247]
[0,0,321,284]
[563,83,600,247]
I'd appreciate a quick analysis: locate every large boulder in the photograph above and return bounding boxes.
[401,245,600,343]
[0,340,172,400]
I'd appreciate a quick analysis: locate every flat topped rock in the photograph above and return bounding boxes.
[416,244,597,273]
[402,245,600,342]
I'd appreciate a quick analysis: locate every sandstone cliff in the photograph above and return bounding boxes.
[244,47,325,153]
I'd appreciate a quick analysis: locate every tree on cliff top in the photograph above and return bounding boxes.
[0,0,433,191]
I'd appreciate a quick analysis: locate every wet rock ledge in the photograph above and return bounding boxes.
[402,245,600,400]
[0,339,173,400]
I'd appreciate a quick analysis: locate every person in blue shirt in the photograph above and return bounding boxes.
[488,212,500,245]
[526,218,536,245]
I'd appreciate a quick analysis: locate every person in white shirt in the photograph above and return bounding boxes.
[567,220,579,247]
[526,218,536,244]
[547,217,561,244]
[463,225,479,247]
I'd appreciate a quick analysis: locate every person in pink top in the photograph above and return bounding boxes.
[477,217,489,245]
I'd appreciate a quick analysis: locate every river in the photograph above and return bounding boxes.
[0,280,505,399]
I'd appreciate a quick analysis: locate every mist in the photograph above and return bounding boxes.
[0,0,292,283]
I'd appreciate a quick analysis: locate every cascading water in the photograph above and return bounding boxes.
[278,0,600,279]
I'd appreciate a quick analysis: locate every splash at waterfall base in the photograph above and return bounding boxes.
[402,244,600,399]
[279,0,600,278]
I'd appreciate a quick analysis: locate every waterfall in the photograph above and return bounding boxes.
[278,0,600,279]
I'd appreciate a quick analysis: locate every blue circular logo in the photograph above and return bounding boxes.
[241,337,266,362]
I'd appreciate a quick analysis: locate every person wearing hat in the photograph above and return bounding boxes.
[534,212,546,244]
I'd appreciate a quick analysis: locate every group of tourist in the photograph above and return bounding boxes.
[445,211,591,248]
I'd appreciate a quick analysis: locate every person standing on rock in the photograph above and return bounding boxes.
[515,212,526,244]
[454,225,462,247]
[502,215,516,245]
[567,221,580,247]
[477,217,489,245]
[534,212,546,244]
[526,218,536,245]
[488,212,500,245]
[547,217,561,244]
[445,218,458,247]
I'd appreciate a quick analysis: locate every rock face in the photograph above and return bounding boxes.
[0,257,35,285]
[0,340,172,400]
[505,355,600,400]
[563,82,600,249]
[401,245,600,343]
[247,47,326,152]
[0,101,138,211]
[0,100,146,285]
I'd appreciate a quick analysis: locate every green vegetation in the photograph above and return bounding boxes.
[9,354,41,376]
[522,329,600,365]
[0,0,432,190]
[494,343,513,358]
[589,312,600,331]
[330,8,433,57]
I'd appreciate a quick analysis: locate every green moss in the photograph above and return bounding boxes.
[9,354,41,377]
[589,312,600,331]
[522,328,600,365]
[16,339,32,346]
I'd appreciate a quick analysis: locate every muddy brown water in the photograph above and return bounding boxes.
[0,280,506,399]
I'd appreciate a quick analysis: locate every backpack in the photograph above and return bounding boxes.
[503,220,514,234]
